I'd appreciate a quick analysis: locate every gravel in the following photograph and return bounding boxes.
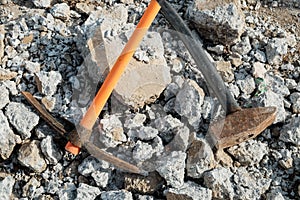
[0,0,299,199]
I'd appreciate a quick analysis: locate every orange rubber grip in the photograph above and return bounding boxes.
[65,0,161,154]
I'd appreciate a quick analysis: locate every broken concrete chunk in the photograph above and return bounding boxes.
[75,183,101,200]
[203,167,234,200]
[227,140,268,165]
[0,175,15,200]
[124,172,164,194]
[279,116,300,146]
[127,126,158,141]
[40,136,62,165]
[133,141,155,163]
[0,85,9,109]
[236,75,256,95]
[156,151,186,188]
[101,190,133,200]
[99,114,126,148]
[265,74,290,97]
[265,38,288,65]
[91,171,110,188]
[186,138,215,179]
[166,181,212,200]
[188,0,245,45]
[233,167,271,199]
[232,36,252,55]
[215,61,234,82]
[31,0,51,8]
[165,126,190,152]
[78,156,110,176]
[0,68,18,81]
[5,102,39,139]
[35,71,62,96]
[17,140,47,173]
[0,110,19,159]
[50,3,70,21]
[124,113,146,129]
[175,79,205,129]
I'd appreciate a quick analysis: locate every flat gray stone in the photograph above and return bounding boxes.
[5,102,39,139]
[166,181,212,200]
[0,176,15,200]
[17,140,47,173]
[0,85,9,109]
[0,110,19,159]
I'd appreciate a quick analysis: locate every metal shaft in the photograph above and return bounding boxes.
[157,0,241,114]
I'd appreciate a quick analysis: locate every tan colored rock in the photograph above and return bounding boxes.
[215,61,234,82]
[104,31,171,108]
[188,0,245,45]
[124,172,164,194]
[252,62,267,78]
[0,68,18,81]
[22,34,34,44]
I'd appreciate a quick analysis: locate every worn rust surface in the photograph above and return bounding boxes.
[210,107,277,149]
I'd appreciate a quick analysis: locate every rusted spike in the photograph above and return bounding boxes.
[210,107,277,149]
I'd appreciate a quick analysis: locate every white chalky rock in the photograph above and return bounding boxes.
[50,3,70,21]
[5,102,39,139]
[31,0,51,8]
[175,79,205,129]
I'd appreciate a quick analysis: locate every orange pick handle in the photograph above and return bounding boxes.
[65,0,161,154]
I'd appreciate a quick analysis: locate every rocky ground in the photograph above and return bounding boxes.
[0,0,299,199]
